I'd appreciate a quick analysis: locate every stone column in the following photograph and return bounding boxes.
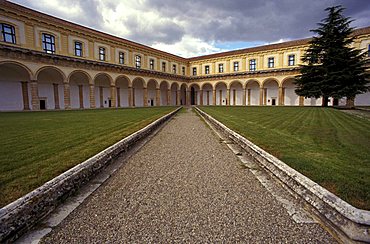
[199,89,203,106]
[130,87,134,107]
[156,88,160,106]
[219,90,222,105]
[226,88,230,105]
[30,80,39,110]
[264,88,267,105]
[78,85,83,109]
[248,89,251,105]
[243,88,246,106]
[212,89,216,106]
[21,81,30,110]
[167,89,171,105]
[99,86,104,108]
[64,82,71,110]
[116,87,121,107]
[186,89,190,106]
[110,85,116,108]
[89,84,95,108]
[176,90,180,105]
[299,96,304,106]
[206,91,210,105]
[278,86,284,106]
[53,83,60,109]
[144,87,148,107]
[259,87,264,106]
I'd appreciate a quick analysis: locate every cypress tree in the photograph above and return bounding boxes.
[295,5,369,107]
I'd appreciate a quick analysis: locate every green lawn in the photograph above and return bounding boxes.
[199,106,370,210]
[0,107,177,208]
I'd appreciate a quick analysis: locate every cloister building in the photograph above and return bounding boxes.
[0,0,369,111]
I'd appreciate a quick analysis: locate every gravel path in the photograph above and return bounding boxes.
[41,108,336,243]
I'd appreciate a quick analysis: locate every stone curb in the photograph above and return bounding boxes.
[0,107,182,243]
[195,106,370,243]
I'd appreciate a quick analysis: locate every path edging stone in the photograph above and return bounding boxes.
[0,107,182,243]
[195,106,370,243]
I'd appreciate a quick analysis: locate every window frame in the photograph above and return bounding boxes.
[1,23,16,44]
[192,67,197,76]
[42,33,56,54]
[119,52,125,64]
[172,64,177,74]
[135,55,141,69]
[74,41,83,57]
[149,59,155,70]
[249,59,256,71]
[99,47,106,61]
[233,61,239,72]
[182,66,185,75]
[205,65,210,74]
[218,63,224,73]
[268,57,275,68]
[288,54,295,66]
[162,62,166,72]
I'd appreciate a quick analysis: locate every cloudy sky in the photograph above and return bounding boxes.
[9,0,370,58]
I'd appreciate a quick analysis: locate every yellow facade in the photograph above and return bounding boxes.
[0,0,369,110]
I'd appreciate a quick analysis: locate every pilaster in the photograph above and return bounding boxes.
[64,82,71,110]
[89,84,95,108]
[21,81,30,110]
[53,83,60,109]
[30,80,39,110]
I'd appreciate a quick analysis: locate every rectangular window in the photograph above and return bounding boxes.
[249,59,256,71]
[1,23,16,44]
[135,55,141,68]
[182,67,185,75]
[173,64,177,74]
[268,57,274,68]
[205,65,210,74]
[150,59,154,70]
[218,63,224,73]
[162,62,166,72]
[99,47,105,61]
[42,33,55,54]
[233,61,239,72]
[288,54,295,66]
[74,41,82,57]
[192,67,197,76]
[119,52,124,64]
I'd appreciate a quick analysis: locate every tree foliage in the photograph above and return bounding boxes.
[295,6,369,107]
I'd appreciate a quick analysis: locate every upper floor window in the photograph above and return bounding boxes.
[150,59,155,70]
[173,64,177,74]
[192,67,197,76]
[162,62,166,72]
[99,47,105,61]
[249,59,256,71]
[218,63,224,73]
[268,57,274,68]
[205,65,210,74]
[1,23,16,44]
[135,55,141,68]
[119,52,124,64]
[42,33,55,54]
[288,54,295,66]
[233,61,239,72]
[182,67,185,75]
[74,41,82,57]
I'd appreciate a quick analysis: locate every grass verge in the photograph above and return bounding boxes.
[0,107,176,207]
[199,106,370,210]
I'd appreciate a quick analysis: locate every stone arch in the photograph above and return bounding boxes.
[147,79,158,106]
[180,83,187,105]
[246,79,260,105]
[132,77,145,107]
[36,66,66,110]
[160,80,170,106]
[170,82,180,105]
[190,83,200,105]
[94,73,113,108]
[215,81,227,105]
[281,77,299,106]
[262,78,279,106]
[0,61,33,111]
[229,80,243,106]
[201,82,213,105]
[115,75,131,107]
[69,70,92,109]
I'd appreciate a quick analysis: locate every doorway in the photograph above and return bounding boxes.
[40,99,46,110]
[272,98,276,106]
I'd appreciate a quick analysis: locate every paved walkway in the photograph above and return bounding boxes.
[41,108,336,243]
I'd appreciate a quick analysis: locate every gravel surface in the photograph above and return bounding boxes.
[41,108,336,243]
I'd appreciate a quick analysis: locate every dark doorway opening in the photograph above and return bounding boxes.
[272,98,276,106]
[40,99,46,110]
[108,99,112,107]
[150,99,154,106]
[333,98,339,106]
